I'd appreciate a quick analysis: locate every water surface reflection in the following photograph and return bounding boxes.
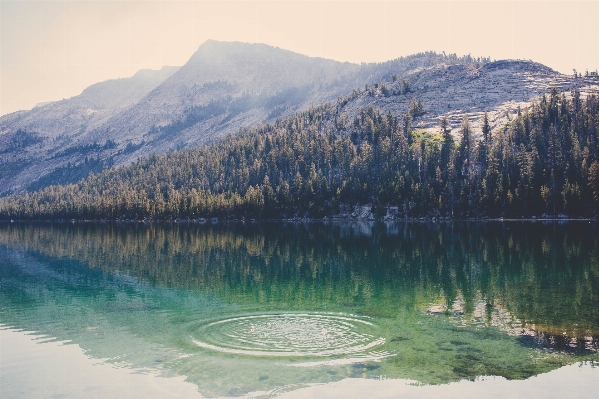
[0,221,598,397]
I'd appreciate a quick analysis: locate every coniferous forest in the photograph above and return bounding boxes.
[1,87,599,220]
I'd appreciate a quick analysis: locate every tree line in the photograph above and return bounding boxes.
[1,86,598,220]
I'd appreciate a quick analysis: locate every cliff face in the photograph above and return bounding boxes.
[1,40,597,195]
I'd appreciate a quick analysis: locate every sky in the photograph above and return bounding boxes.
[1,0,598,117]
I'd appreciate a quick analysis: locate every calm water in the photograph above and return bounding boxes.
[0,221,598,398]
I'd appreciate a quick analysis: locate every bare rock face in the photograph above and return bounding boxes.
[334,60,599,139]
[1,40,597,195]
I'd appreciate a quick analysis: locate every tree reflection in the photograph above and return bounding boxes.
[0,221,598,351]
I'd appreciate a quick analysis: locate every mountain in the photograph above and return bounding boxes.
[86,40,362,153]
[1,65,180,137]
[3,82,599,221]
[0,65,180,193]
[1,40,597,196]
[84,42,468,159]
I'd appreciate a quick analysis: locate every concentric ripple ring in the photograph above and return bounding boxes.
[192,313,386,357]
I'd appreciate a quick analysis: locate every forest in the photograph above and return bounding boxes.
[1,86,598,220]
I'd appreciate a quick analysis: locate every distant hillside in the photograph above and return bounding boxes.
[0,65,180,134]
[0,65,180,193]
[0,41,484,194]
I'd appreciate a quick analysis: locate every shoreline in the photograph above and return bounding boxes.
[1,217,597,224]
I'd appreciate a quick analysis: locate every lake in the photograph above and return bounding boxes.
[0,221,597,398]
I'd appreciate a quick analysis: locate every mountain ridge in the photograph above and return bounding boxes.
[1,40,597,195]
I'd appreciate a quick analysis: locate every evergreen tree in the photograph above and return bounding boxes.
[1,87,598,220]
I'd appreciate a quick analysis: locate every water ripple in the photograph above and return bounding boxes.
[192,313,388,358]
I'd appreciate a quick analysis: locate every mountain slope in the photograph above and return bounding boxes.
[2,83,599,220]
[86,40,364,152]
[0,65,180,139]
[0,66,180,193]
[1,40,597,196]
[327,60,594,138]
[0,41,476,194]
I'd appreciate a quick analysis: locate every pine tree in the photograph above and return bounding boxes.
[457,115,474,179]
[589,161,599,209]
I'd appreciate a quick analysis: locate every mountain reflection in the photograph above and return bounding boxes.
[0,221,598,392]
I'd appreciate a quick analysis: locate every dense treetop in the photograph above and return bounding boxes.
[1,86,598,220]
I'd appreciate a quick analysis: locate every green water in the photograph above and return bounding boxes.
[0,221,598,397]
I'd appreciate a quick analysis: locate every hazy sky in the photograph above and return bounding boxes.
[1,1,598,117]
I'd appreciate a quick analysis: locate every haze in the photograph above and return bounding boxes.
[1,0,597,117]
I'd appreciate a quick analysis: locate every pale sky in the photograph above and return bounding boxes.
[1,1,598,117]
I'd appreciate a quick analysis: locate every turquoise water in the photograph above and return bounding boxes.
[0,221,598,397]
